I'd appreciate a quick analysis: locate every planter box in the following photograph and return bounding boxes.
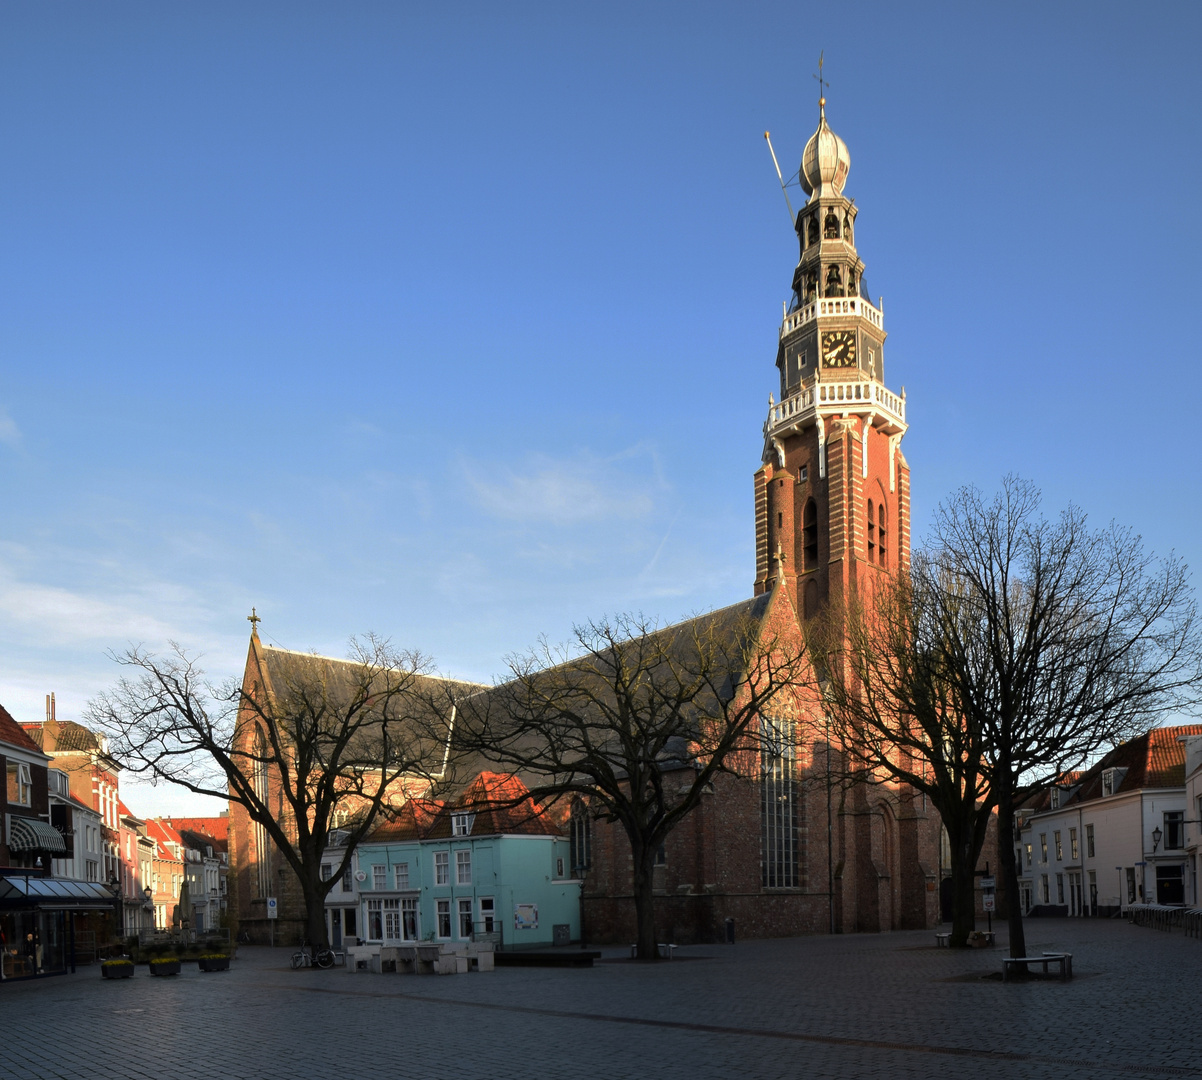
[101,965,134,980]
[197,957,230,972]
[150,960,182,976]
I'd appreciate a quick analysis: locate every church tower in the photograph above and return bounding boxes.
[754,93,909,620]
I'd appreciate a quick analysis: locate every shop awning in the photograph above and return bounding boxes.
[7,816,67,855]
[0,876,117,911]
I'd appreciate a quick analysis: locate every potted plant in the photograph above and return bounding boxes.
[101,959,135,980]
[197,953,231,972]
[149,956,182,976]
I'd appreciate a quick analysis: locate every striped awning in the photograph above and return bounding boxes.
[7,816,67,854]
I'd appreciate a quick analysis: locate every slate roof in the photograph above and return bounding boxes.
[443,591,783,790]
[0,703,43,755]
[252,643,484,773]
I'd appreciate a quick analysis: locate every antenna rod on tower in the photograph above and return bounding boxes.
[763,131,795,228]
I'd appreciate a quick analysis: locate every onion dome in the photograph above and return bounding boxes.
[799,99,850,198]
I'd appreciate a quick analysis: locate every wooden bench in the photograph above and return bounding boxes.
[1002,952,1073,981]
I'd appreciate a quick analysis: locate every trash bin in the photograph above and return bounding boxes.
[724,917,735,944]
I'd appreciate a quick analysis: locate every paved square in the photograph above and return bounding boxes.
[2,920,1199,1080]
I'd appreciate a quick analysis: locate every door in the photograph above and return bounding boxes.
[1068,872,1082,916]
[330,909,343,949]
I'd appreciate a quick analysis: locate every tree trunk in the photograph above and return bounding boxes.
[301,873,330,950]
[997,779,1026,959]
[933,799,990,947]
[950,840,978,947]
[631,845,659,961]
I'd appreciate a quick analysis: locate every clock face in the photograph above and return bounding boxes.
[821,330,857,368]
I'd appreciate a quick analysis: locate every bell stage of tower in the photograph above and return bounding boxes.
[754,95,911,620]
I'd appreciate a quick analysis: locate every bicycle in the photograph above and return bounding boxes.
[290,942,335,969]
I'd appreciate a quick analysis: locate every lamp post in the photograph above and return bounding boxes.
[1152,826,1162,853]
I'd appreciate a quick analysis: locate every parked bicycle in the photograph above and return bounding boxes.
[290,941,335,969]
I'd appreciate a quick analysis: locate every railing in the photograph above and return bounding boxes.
[780,295,884,338]
[767,376,905,428]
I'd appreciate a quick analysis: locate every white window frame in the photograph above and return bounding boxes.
[394,862,409,890]
[434,851,449,886]
[402,896,418,941]
[456,849,472,886]
[458,897,474,939]
[479,896,495,933]
[436,898,451,939]
[372,863,387,891]
[366,898,384,941]
[8,762,32,806]
[383,898,401,941]
[451,813,474,837]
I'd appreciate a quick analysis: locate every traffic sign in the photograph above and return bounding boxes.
[982,894,996,912]
[980,877,996,890]
[266,897,278,920]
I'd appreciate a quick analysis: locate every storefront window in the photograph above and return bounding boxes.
[1,911,68,978]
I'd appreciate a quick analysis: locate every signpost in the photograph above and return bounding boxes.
[267,897,278,949]
[980,868,996,936]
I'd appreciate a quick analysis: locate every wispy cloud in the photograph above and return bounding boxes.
[465,449,662,526]
[0,407,20,447]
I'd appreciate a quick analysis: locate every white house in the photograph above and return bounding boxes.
[47,768,103,885]
[1016,725,1202,917]
[1181,735,1202,907]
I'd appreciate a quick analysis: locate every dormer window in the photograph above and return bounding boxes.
[452,813,474,837]
[1101,768,1126,796]
[1050,788,1060,810]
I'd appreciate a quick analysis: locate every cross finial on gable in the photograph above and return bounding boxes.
[247,607,261,634]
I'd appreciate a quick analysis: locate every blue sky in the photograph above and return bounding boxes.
[1,2,1199,814]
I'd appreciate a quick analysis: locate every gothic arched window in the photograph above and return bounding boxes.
[878,502,888,568]
[803,498,818,570]
[825,265,843,297]
[569,799,591,876]
[252,728,271,898]
[867,500,876,563]
[807,215,819,246]
[824,210,840,239]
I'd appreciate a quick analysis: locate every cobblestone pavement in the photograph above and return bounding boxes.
[2,920,1200,1080]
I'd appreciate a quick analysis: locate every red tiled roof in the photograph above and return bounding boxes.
[1032,724,1202,809]
[366,772,562,842]
[0,703,43,755]
[368,798,445,842]
[163,816,229,842]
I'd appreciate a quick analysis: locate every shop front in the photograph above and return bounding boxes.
[0,875,118,981]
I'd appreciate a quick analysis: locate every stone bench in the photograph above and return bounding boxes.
[630,943,677,959]
[1002,952,1072,981]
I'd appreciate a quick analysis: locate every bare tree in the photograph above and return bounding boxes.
[808,564,993,948]
[88,634,450,949]
[448,595,809,960]
[926,477,1202,960]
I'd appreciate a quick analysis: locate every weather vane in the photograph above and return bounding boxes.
[813,50,829,108]
[247,607,261,632]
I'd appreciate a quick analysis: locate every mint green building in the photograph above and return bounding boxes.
[324,773,582,950]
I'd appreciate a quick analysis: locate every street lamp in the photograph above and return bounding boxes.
[1152,826,1162,853]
